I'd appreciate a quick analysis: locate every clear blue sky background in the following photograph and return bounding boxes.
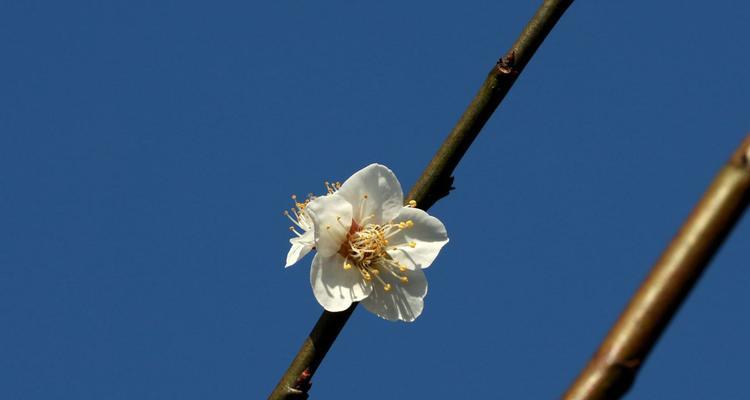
[1,1,748,399]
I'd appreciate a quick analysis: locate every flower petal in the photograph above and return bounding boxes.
[361,267,428,322]
[307,194,352,257]
[336,164,403,224]
[310,253,373,312]
[285,231,314,268]
[387,207,448,270]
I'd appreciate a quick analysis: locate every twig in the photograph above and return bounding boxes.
[563,134,750,400]
[269,1,574,398]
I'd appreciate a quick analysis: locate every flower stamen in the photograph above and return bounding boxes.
[325,181,342,194]
[358,194,369,221]
[284,193,317,234]
[337,219,417,289]
[360,267,372,281]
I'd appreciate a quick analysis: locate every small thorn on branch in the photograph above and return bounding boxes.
[496,50,517,75]
[419,175,455,210]
[437,174,456,200]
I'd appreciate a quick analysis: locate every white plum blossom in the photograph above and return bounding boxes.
[304,163,449,322]
[284,183,340,268]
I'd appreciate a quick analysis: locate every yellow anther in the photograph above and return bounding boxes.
[383,283,392,292]
[408,241,417,248]
[407,200,417,208]
[325,181,340,194]
[343,262,352,270]
[362,270,372,280]
[399,264,407,272]
[396,220,414,229]
[371,268,380,275]
[400,276,409,284]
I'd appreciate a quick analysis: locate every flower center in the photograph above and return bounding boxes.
[338,206,417,292]
[349,224,389,265]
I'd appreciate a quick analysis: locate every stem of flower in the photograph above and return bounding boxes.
[268,1,574,398]
[562,134,750,400]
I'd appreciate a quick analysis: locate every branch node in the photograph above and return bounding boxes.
[293,368,313,393]
[496,50,517,75]
[729,133,750,169]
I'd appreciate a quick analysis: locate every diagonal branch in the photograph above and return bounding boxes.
[269,1,575,398]
[563,134,750,400]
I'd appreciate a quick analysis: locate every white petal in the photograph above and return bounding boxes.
[336,164,403,224]
[307,194,352,257]
[361,267,428,322]
[310,253,373,312]
[285,231,314,268]
[387,207,448,270]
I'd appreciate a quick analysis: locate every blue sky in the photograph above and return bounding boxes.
[1,1,749,399]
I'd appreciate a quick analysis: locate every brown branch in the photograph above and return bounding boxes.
[408,0,574,210]
[563,134,750,400]
[268,1,574,398]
